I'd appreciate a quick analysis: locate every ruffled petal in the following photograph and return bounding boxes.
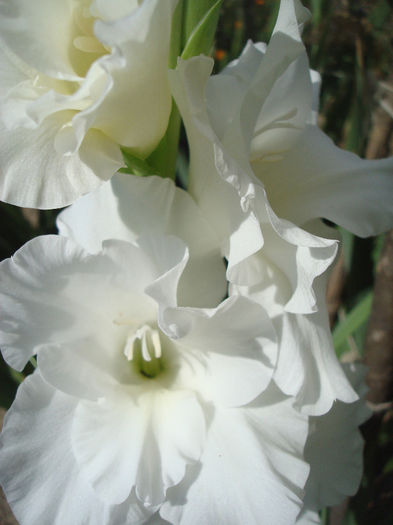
[140,234,189,308]
[229,216,337,314]
[0,372,153,525]
[258,125,393,237]
[58,173,227,308]
[249,53,313,162]
[160,385,309,525]
[171,47,336,315]
[303,363,371,509]
[0,0,177,207]
[72,389,206,507]
[0,116,123,208]
[159,295,277,407]
[275,306,358,415]
[231,254,357,415]
[171,55,269,296]
[0,235,88,370]
[0,235,189,371]
[0,0,80,80]
[83,0,177,155]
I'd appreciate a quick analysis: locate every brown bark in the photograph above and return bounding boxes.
[364,231,393,404]
[363,74,393,405]
[329,498,349,525]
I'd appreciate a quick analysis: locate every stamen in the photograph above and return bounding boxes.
[73,36,106,53]
[123,325,164,378]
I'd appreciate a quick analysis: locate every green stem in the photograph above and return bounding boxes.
[147,0,222,180]
[146,1,185,180]
[147,104,181,180]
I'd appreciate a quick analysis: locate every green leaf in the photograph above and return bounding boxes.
[0,361,18,408]
[181,0,222,60]
[169,0,185,68]
[369,0,391,31]
[320,507,329,524]
[383,456,393,474]
[310,0,323,26]
[121,148,161,178]
[175,149,189,189]
[341,509,359,525]
[333,291,373,354]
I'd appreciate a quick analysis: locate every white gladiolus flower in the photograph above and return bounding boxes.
[169,0,393,414]
[0,198,311,524]
[0,371,310,525]
[0,0,177,208]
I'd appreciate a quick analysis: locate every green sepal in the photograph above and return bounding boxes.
[181,0,222,60]
[121,147,161,178]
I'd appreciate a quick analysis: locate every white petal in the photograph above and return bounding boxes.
[0,236,159,371]
[0,41,30,98]
[0,116,123,208]
[0,0,178,207]
[249,53,313,162]
[171,50,336,315]
[58,173,227,307]
[232,258,357,415]
[229,251,292,317]
[72,389,206,507]
[229,217,337,314]
[309,69,321,124]
[206,41,266,142]
[303,363,371,510]
[273,0,310,41]
[274,307,358,415]
[218,1,309,166]
[0,372,153,525]
[230,216,337,316]
[259,125,393,237]
[141,234,189,308]
[160,386,309,525]
[37,338,127,401]
[170,56,265,269]
[91,0,140,21]
[0,235,86,370]
[86,0,177,155]
[296,509,321,524]
[0,0,80,80]
[160,295,277,407]
[277,270,358,415]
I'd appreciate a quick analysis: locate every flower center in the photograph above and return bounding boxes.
[124,325,164,379]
